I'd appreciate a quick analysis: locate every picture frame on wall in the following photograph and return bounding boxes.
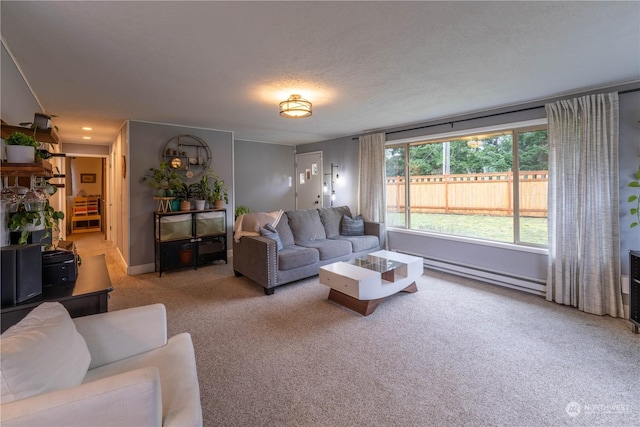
[81,173,96,183]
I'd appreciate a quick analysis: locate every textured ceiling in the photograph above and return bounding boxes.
[2,1,639,146]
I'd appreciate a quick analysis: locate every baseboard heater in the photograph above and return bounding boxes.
[395,251,547,297]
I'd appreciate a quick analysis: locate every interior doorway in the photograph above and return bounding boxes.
[295,151,323,210]
[65,156,107,239]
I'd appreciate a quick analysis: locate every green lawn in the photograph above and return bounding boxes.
[387,212,548,245]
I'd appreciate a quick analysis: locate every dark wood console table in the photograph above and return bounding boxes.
[1,254,114,333]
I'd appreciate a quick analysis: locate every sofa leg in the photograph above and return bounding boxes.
[234,270,243,277]
[264,287,275,295]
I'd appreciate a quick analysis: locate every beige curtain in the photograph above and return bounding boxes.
[545,92,624,317]
[358,133,386,223]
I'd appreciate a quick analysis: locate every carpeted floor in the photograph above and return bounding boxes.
[71,232,640,427]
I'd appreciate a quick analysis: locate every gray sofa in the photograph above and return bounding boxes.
[233,206,385,294]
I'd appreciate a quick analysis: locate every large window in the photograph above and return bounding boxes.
[385,126,548,246]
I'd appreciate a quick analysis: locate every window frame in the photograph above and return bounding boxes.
[385,119,548,248]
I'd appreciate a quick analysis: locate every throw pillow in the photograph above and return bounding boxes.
[0,302,91,403]
[341,214,365,236]
[259,223,284,250]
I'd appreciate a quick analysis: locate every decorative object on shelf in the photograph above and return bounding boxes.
[154,197,174,213]
[279,94,312,118]
[5,132,38,163]
[161,135,211,179]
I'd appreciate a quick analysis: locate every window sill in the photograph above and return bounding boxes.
[387,226,549,255]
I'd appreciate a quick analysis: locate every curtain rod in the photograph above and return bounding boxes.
[352,87,640,140]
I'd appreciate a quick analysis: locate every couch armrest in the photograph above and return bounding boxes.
[364,221,386,248]
[233,236,278,289]
[1,367,162,427]
[73,304,168,369]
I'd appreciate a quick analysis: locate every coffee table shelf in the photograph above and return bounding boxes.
[319,250,423,316]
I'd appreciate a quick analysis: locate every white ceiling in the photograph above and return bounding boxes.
[2,1,639,146]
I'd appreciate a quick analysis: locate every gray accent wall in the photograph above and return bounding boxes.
[234,140,296,213]
[128,121,233,270]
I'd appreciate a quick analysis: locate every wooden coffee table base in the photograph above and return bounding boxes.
[328,282,418,316]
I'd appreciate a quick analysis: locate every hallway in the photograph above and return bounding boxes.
[67,232,126,284]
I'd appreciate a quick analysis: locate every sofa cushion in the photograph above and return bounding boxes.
[0,302,91,403]
[333,235,380,253]
[278,245,319,271]
[286,209,326,241]
[274,214,295,247]
[296,239,352,260]
[341,214,365,236]
[259,224,283,251]
[318,206,352,238]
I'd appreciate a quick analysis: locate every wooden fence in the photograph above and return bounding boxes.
[386,170,548,217]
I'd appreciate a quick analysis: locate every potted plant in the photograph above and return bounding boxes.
[7,201,65,245]
[175,183,193,211]
[211,176,229,209]
[189,175,210,210]
[142,161,174,197]
[19,115,59,156]
[5,132,38,163]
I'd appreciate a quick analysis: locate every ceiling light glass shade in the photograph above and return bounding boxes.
[279,94,312,118]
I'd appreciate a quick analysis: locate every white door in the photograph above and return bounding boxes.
[295,151,323,209]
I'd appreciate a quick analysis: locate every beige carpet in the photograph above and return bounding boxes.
[71,232,640,427]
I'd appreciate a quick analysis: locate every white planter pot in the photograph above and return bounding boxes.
[6,145,35,163]
[193,200,206,210]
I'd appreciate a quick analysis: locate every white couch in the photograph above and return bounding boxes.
[0,302,202,427]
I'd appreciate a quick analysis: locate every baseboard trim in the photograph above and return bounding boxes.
[129,263,155,275]
[395,250,546,297]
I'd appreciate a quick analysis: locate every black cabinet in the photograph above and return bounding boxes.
[630,251,640,334]
[154,209,227,276]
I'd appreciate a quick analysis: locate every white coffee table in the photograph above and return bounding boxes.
[319,250,423,316]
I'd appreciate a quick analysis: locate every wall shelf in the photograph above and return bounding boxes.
[1,120,59,145]
[0,160,53,178]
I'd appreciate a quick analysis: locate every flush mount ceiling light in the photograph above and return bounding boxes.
[279,94,312,118]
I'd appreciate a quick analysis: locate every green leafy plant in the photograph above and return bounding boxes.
[5,132,38,147]
[174,182,193,202]
[142,161,181,191]
[629,164,640,228]
[211,176,229,205]
[235,205,251,219]
[189,175,210,200]
[7,202,65,244]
